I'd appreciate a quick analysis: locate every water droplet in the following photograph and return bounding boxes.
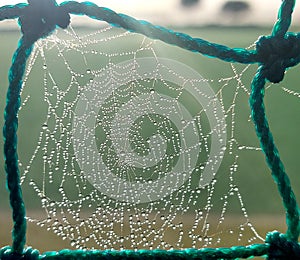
[41,197,47,204]
[49,201,55,207]
[221,145,226,151]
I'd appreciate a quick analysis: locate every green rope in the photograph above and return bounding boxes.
[3,37,33,254]
[62,1,257,64]
[249,67,300,242]
[266,231,300,259]
[0,244,269,260]
[272,0,295,37]
[0,0,299,258]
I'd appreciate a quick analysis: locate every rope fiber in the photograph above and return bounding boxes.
[0,0,299,258]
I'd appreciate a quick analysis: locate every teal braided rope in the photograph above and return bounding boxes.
[0,4,26,21]
[266,231,300,259]
[249,67,300,242]
[61,1,257,65]
[60,1,300,83]
[0,246,40,260]
[0,244,269,259]
[3,37,33,254]
[284,32,300,68]
[2,0,70,254]
[248,0,300,243]
[272,0,295,37]
[32,244,269,259]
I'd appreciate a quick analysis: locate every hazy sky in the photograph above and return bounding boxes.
[1,1,299,26]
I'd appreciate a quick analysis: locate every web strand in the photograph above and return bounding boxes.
[16,25,268,251]
[0,0,299,258]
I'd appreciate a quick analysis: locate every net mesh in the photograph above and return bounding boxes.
[0,0,299,259]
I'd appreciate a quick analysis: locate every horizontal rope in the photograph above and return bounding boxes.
[0,244,269,260]
[61,1,258,65]
[0,4,26,21]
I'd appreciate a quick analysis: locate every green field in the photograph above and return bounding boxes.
[0,25,299,252]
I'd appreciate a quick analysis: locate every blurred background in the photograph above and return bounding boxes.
[0,0,299,254]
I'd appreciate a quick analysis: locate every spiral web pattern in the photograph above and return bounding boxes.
[17,24,267,250]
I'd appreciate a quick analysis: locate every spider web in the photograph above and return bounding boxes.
[16,23,279,250]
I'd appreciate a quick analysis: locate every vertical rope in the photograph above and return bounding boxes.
[2,0,70,254]
[249,67,300,242]
[272,0,295,37]
[3,37,33,253]
[267,0,299,242]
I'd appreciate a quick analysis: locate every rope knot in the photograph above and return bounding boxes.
[266,231,300,259]
[0,247,40,260]
[19,0,70,43]
[256,34,300,83]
